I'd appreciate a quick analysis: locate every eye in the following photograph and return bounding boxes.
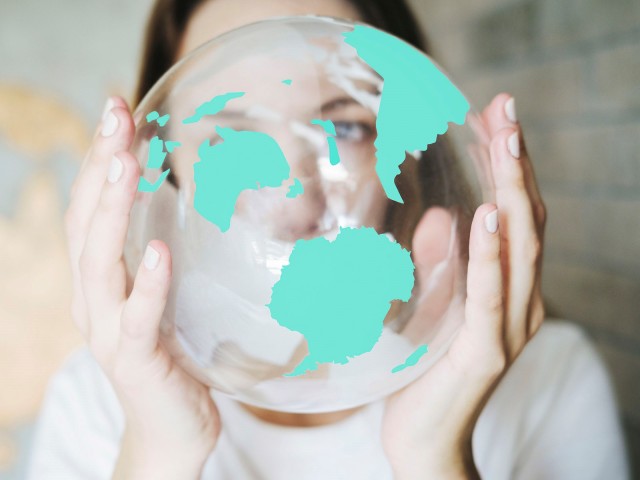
[333,121,374,142]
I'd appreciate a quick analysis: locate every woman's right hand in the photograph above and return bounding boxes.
[64,97,221,480]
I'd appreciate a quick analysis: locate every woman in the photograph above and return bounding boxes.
[27,0,629,479]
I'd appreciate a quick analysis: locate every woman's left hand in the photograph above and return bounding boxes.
[382,93,547,479]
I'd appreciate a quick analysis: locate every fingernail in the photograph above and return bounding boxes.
[143,244,160,270]
[507,132,520,159]
[485,209,498,234]
[505,97,517,123]
[107,155,123,183]
[101,111,118,137]
[101,97,115,122]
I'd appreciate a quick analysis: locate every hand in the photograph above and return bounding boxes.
[64,97,221,479]
[382,93,547,479]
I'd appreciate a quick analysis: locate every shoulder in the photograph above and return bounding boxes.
[521,319,598,361]
[41,345,123,429]
[511,320,603,384]
[474,320,630,480]
[476,319,606,429]
[26,346,125,479]
[46,345,110,391]
[483,320,609,416]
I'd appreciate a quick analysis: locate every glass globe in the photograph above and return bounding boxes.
[124,16,492,413]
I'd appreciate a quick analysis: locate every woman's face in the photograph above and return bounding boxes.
[151,0,459,389]
[165,0,390,240]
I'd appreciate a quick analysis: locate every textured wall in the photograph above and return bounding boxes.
[407,0,639,475]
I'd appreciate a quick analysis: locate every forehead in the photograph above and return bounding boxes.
[167,14,381,122]
[178,0,363,58]
[166,49,380,129]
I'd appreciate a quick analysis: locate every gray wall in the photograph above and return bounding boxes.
[1,0,154,120]
[408,0,639,475]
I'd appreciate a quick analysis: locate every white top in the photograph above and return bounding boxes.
[26,321,630,479]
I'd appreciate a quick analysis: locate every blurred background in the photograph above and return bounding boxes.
[0,0,638,478]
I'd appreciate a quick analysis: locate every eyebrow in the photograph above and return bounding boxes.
[320,96,361,113]
[208,109,246,120]
[189,95,368,123]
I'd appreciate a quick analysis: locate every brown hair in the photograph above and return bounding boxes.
[133,0,475,274]
[133,0,429,107]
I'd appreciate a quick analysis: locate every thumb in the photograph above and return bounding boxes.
[401,207,457,339]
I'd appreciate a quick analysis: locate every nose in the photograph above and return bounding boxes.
[231,130,330,242]
[270,143,329,242]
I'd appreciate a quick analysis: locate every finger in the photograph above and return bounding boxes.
[66,102,135,265]
[481,94,545,228]
[528,281,545,338]
[401,208,456,339]
[118,241,172,365]
[80,151,140,314]
[437,204,505,392]
[65,99,135,336]
[70,97,133,211]
[491,127,540,356]
[80,97,132,171]
[483,95,547,332]
[481,93,514,136]
[512,129,545,229]
[528,234,546,339]
[458,205,504,364]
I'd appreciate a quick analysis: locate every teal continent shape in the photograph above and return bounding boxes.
[267,227,415,377]
[183,92,245,124]
[286,178,304,198]
[193,127,290,232]
[391,344,428,373]
[311,119,341,165]
[343,26,470,204]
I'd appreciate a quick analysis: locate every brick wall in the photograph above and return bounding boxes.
[408,0,640,475]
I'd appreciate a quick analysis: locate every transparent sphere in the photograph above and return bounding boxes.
[125,16,492,413]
